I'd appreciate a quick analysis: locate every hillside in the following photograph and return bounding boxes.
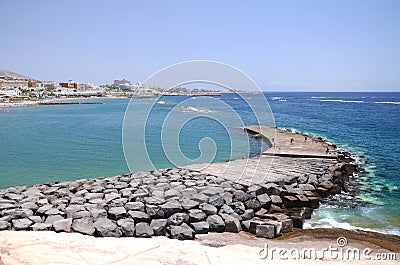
[0,70,34,80]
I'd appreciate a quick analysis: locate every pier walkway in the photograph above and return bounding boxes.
[186,125,338,186]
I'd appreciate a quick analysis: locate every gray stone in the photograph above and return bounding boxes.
[0,203,16,210]
[169,224,195,240]
[135,222,154,237]
[150,219,168,236]
[245,199,261,210]
[164,189,180,200]
[188,209,207,223]
[190,221,209,234]
[219,204,234,215]
[208,195,224,208]
[181,199,199,210]
[125,202,145,212]
[223,215,241,233]
[257,194,271,207]
[270,195,283,205]
[28,216,42,223]
[241,209,255,221]
[94,218,122,237]
[72,218,95,235]
[0,221,11,230]
[232,190,249,202]
[53,218,73,232]
[191,193,209,204]
[265,220,282,237]
[145,204,165,219]
[89,208,107,219]
[12,218,32,230]
[31,222,52,231]
[144,196,165,205]
[84,193,104,201]
[200,204,217,215]
[45,215,64,224]
[128,211,151,223]
[256,224,275,238]
[206,215,225,232]
[201,187,224,197]
[10,209,33,219]
[167,213,189,226]
[108,207,127,220]
[36,204,53,215]
[117,219,136,237]
[45,208,62,216]
[104,193,121,203]
[20,202,39,211]
[160,201,182,217]
[281,219,293,233]
[231,202,245,215]
[249,220,265,234]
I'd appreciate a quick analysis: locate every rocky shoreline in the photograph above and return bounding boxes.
[0,143,360,240]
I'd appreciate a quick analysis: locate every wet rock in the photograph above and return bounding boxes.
[281,219,293,233]
[150,219,167,236]
[135,222,154,237]
[330,184,342,194]
[290,215,304,228]
[94,218,121,237]
[206,215,225,232]
[320,180,334,190]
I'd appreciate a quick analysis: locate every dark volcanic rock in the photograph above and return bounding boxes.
[108,207,127,220]
[256,224,275,238]
[128,211,151,223]
[169,224,195,240]
[167,213,189,226]
[188,209,207,223]
[190,221,209,234]
[117,219,136,237]
[150,219,167,236]
[160,201,182,217]
[199,204,217,215]
[135,222,154,237]
[145,205,165,219]
[206,215,225,232]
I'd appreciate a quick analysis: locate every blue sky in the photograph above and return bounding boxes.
[0,0,399,91]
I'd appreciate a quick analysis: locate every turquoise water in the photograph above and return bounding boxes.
[0,92,399,235]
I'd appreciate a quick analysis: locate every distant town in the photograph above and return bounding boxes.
[0,70,226,104]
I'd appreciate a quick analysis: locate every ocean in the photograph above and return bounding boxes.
[0,92,399,235]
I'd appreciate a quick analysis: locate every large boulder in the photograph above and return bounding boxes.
[117,219,135,237]
[190,221,209,234]
[71,218,95,235]
[93,218,122,237]
[160,201,182,217]
[169,224,195,240]
[206,215,225,232]
[188,209,207,223]
[135,222,154,237]
[128,211,150,223]
[12,218,32,230]
[53,218,73,232]
[150,219,167,236]
[167,213,189,226]
[107,207,127,220]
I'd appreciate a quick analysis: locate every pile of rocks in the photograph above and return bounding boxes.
[0,160,358,240]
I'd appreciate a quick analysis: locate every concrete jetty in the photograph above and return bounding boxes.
[244,125,337,159]
[187,125,338,186]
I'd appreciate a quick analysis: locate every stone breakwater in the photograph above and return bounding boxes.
[0,153,359,240]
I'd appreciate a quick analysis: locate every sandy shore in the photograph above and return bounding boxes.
[0,229,398,265]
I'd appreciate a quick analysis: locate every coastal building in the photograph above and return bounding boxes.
[59,80,78,89]
[0,89,21,97]
[113,79,131,87]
